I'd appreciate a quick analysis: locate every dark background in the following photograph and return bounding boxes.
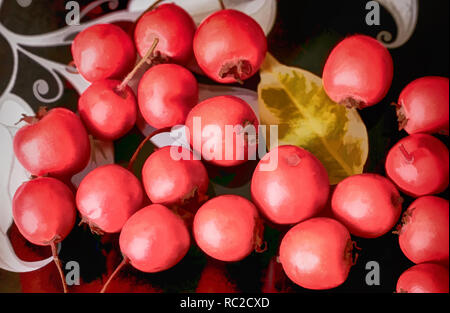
[0,0,448,293]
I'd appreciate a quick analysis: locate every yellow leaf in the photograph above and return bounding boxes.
[258,53,369,185]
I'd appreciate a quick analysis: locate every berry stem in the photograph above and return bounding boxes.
[50,241,68,293]
[399,144,414,163]
[100,257,129,293]
[127,127,173,171]
[116,38,159,93]
[218,0,226,10]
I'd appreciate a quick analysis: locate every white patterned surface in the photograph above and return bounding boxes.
[378,0,419,49]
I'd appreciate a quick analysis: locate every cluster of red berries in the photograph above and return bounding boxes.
[321,35,449,292]
[9,1,449,294]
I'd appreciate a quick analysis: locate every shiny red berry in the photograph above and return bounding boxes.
[251,145,330,225]
[72,24,136,82]
[323,34,393,109]
[78,79,137,140]
[194,9,267,84]
[397,196,449,265]
[13,108,91,179]
[12,177,76,246]
[331,174,403,238]
[185,95,259,167]
[142,146,209,207]
[138,64,198,129]
[279,217,355,290]
[134,3,196,66]
[193,195,264,262]
[395,76,449,135]
[396,263,449,293]
[76,164,144,234]
[119,204,190,273]
[385,134,449,197]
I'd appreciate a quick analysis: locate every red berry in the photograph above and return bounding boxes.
[396,76,449,135]
[279,217,355,290]
[72,24,136,82]
[193,195,264,262]
[396,263,449,293]
[251,145,330,225]
[13,108,91,179]
[196,261,239,293]
[397,196,449,265]
[194,9,267,84]
[78,79,137,140]
[385,134,449,197]
[12,177,76,246]
[134,3,196,66]
[331,174,403,238]
[119,204,190,273]
[76,164,144,234]
[323,34,393,109]
[185,95,259,167]
[142,146,209,207]
[138,64,198,129]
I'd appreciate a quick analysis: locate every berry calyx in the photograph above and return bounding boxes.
[71,24,136,82]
